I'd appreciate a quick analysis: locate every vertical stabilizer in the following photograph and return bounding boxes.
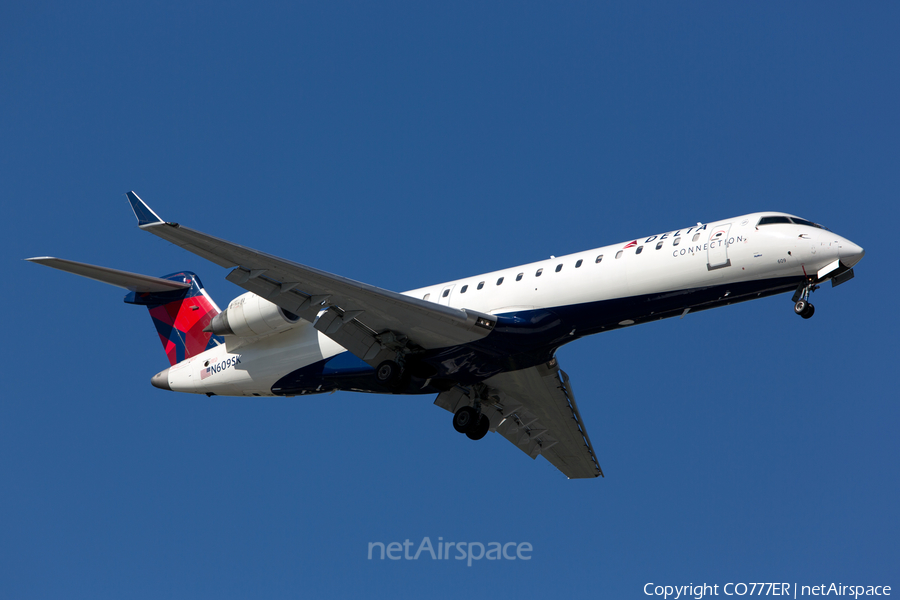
[125,272,223,365]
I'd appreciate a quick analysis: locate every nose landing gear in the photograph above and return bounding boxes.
[794,299,815,319]
[792,280,819,319]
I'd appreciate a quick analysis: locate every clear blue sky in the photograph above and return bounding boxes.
[2,3,897,598]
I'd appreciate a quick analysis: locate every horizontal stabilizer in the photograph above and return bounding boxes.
[26,257,191,293]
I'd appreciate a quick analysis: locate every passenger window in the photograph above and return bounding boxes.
[477,281,485,290]
[442,289,450,298]
[656,241,663,250]
[461,285,468,293]
[516,273,523,281]
[595,255,603,263]
[673,237,681,247]
[536,268,543,277]
[555,264,563,272]
[423,293,430,300]
[575,259,583,268]
[615,251,623,259]
[496,277,504,285]
[692,233,700,242]
[635,246,643,255]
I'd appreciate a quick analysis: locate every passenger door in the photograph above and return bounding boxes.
[707,224,732,270]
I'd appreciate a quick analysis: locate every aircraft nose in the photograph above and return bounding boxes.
[840,239,865,268]
[151,367,171,391]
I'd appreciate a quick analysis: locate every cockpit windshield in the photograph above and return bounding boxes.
[757,215,829,231]
[789,217,829,231]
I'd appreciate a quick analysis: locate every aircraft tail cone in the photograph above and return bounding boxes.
[151,368,172,391]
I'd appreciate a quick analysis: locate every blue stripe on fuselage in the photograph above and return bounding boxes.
[322,351,372,375]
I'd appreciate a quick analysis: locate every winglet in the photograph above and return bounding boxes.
[126,191,164,226]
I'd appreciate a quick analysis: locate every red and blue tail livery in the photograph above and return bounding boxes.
[124,272,223,365]
[25,257,223,366]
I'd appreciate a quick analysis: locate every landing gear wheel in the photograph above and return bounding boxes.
[375,360,402,390]
[465,414,490,441]
[452,406,478,434]
[792,279,820,319]
[794,300,815,319]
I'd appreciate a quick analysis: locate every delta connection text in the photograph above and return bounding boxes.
[637,224,745,259]
[367,537,531,567]
[644,582,891,599]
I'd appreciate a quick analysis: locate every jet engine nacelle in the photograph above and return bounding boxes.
[205,292,301,338]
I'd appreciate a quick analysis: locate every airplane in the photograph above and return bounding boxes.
[27,193,865,479]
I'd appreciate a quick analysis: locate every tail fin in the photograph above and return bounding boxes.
[124,271,223,365]
[27,257,223,365]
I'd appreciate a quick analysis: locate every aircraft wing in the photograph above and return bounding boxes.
[435,358,603,479]
[126,192,496,364]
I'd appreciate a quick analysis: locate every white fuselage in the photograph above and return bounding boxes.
[160,212,863,396]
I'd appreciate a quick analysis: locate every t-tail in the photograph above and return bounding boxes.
[26,257,223,365]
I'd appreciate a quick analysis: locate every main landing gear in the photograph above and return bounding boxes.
[375,360,406,392]
[453,405,490,441]
[792,280,819,319]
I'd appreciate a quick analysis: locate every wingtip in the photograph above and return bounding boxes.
[126,191,164,226]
